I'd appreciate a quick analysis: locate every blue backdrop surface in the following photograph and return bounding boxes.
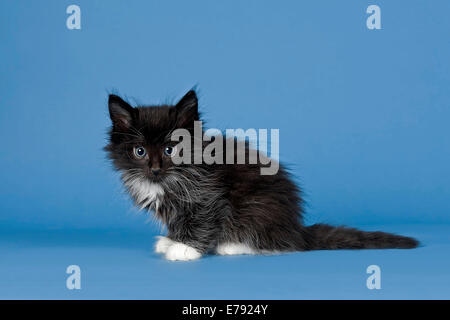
[0,0,449,299]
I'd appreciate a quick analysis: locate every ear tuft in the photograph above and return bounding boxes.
[108,94,134,129]
[175,90,199,127]
[176,90,198,110]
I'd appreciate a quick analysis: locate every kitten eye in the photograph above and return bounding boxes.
[133,146,147,159]
[164,146,176,157]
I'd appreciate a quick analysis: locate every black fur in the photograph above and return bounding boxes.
[105,90,419,255]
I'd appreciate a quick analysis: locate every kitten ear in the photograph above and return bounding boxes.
[108,94,135,129]
[175,90,199,127]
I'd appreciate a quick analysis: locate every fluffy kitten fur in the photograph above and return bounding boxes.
[105,90,419,261]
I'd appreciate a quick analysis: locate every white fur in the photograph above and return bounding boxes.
[216,242,256,255]
[154,236,175,254]
[165,242,202,261]
[123,174,164,211]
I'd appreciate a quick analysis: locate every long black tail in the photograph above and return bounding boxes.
[305,224,419,250]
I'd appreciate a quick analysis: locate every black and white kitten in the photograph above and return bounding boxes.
[105,90,419,261]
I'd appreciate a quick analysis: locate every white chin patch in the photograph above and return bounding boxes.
[165,242,202,261]
[122,173,164,210]
[154,236,175,254]
[216,242,256,255]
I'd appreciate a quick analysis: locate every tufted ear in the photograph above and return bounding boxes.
[175,90,199,128]
[108,94,135,129]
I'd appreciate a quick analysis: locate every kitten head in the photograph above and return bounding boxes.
[105,90,199,183]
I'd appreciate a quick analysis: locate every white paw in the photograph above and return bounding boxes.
[155,236,175,254]
[216,242,256,255]
[165,243,202,261]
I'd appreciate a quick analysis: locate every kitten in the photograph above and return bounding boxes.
[105,90,419,261]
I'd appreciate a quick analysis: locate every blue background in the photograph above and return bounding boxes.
[0,0,449,299]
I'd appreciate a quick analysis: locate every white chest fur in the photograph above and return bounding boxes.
[122,173,164,211]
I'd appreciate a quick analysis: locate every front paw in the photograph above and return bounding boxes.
[165,243,202,261]
[155,236,175,254]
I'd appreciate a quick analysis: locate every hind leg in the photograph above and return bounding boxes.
[216,242,256,255]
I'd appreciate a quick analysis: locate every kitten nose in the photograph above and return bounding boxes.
[151,168,160,176]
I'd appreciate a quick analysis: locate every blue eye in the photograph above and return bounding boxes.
[134,146,146,159]
[164,146,176,157]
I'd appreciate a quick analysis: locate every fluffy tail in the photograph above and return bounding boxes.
[305,224,419,250]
